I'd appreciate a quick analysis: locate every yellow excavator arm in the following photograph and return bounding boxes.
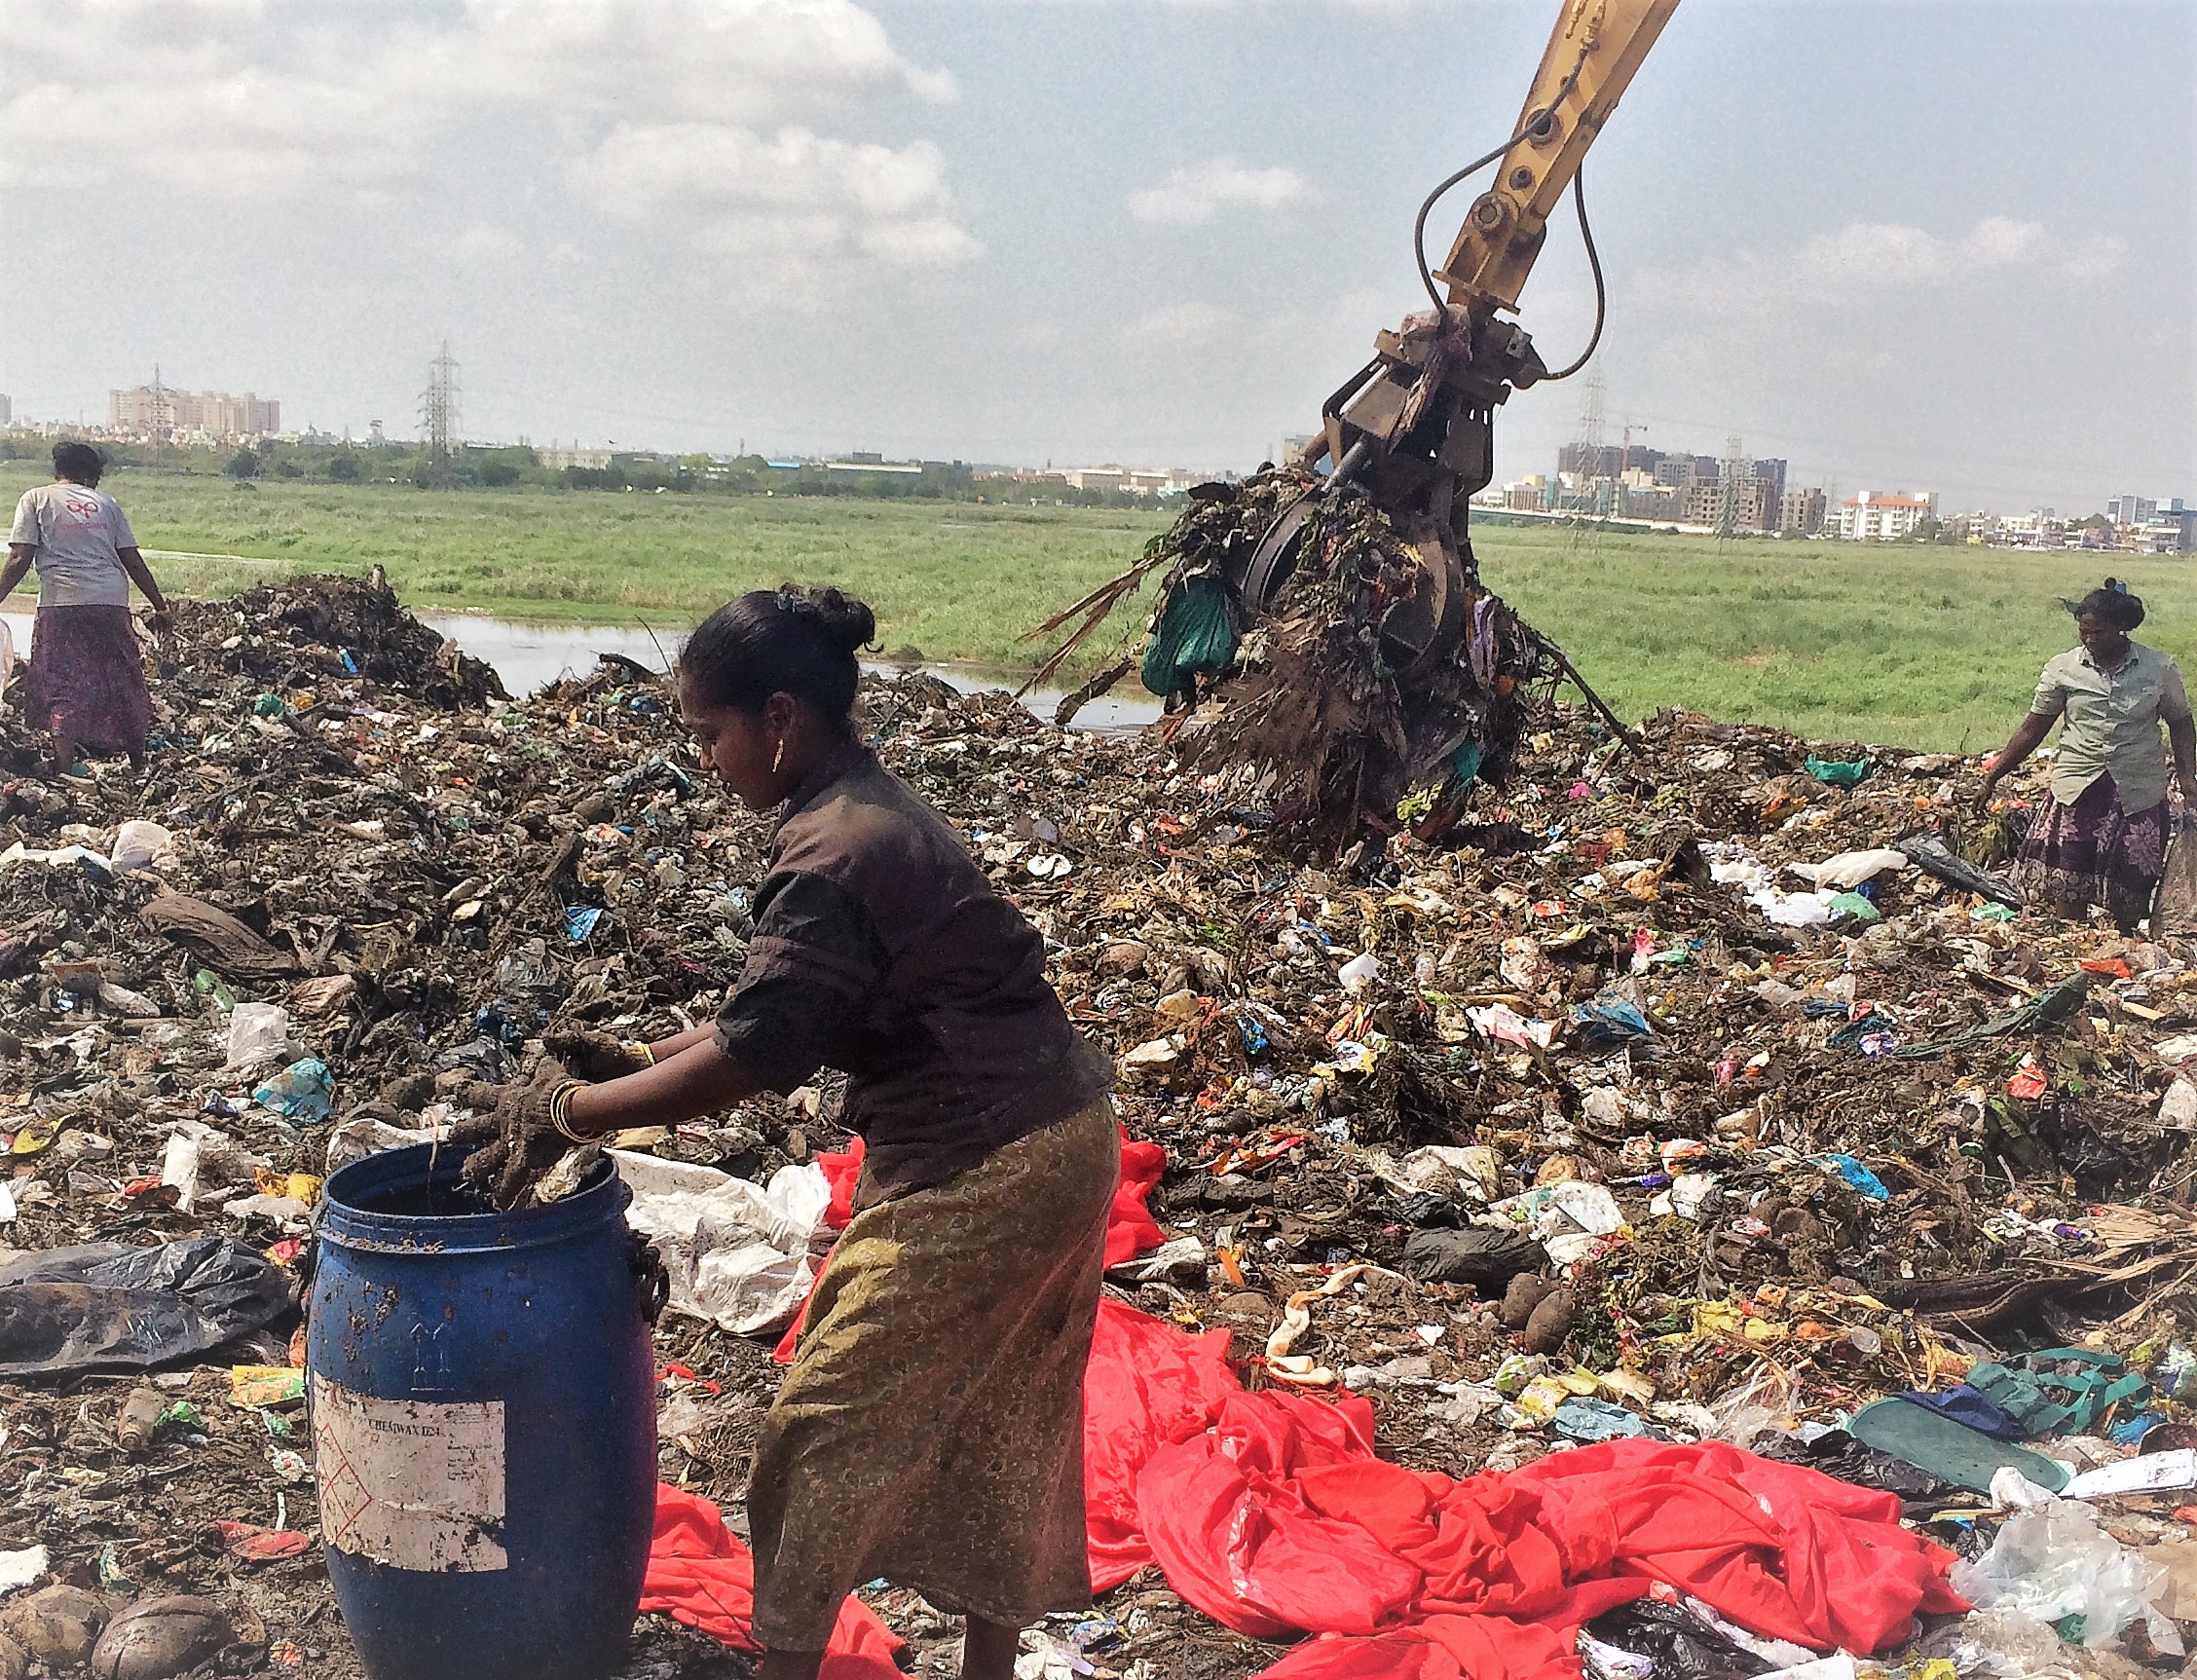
[1438,0,1681,315]
[1227,0,1681,687]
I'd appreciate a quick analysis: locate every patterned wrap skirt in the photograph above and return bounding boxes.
[748,1097,1118,1650]
[25,605,152,756]
[2011,770,2168,923]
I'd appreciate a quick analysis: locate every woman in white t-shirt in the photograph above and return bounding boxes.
[1,441,169,776]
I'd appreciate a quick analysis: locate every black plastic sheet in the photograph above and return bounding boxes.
[0,1237,294,1377]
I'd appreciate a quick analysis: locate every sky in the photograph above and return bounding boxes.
[1,0,2191,513]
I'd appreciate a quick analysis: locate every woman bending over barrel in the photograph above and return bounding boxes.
[460,587,1117,1680]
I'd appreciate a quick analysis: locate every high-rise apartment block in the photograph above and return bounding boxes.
[109,383,279,439]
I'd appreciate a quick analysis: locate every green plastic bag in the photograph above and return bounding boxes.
[1805,755,1871,788]
[1141,577,1238,697]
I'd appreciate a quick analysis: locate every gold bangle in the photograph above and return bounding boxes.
[628,1040,657,1067]
[550,1079,593,1143]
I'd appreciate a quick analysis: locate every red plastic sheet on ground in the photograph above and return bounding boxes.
[643,1484,903,1678]
[1077,1301,1967,1680]
[739,1128,1961,1680]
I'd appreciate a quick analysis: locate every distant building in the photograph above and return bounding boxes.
[2127,520,2191,555]
[109,382,278,439]
[1996,509,2068,548]
[539,446,614,469]
[1837,490,1937,541]
[1779,487,1827,535]
[0,393,11,426]
[1680,472,1780,533]
[2107,494,2158,526]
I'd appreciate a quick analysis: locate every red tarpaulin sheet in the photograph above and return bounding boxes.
[643,1484,904,1678]
[667,1129,1963,1679]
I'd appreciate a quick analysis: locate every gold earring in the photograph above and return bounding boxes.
[772,737,785,775]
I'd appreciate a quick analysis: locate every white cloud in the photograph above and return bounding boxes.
[1121,301,1238,346]
[0,0,970,270]
[1128,159,1309,226]
[1642,214,2128,321]
[1783,215,2121,294]
[453,223,522,265]
[571,123,978,270]
[433,0,955,127]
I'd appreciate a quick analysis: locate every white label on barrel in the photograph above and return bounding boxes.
[313,1374,509,1573]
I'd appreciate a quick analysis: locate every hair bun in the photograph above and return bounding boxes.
[787,585,875,653]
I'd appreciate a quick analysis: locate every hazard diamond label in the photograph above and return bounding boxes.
[312,1374,508,1573]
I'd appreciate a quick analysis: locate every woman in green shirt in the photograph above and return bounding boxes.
[1979,579,2197,931]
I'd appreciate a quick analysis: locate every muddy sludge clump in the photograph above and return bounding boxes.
[167,574,505,710]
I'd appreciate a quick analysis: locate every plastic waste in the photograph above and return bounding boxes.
[2061,1447,2197,1498]
[1813,1153,1890,1201]
[223,1002,288,1068]
[159,1122,267,1214]
[107,820,173,875]
[0,1545,46,1596]
[1952,1496,2181,1652]
[323,1116,441,1175]
[1898,832,2024,908]
[1491,1179,1625,1267]
[1792,847,1909,889]
[1850,1397,2069,1494]
[116,1387,167,1455]
[1923,1610,2081,1680]
[2156,812,2197,938]
[1400,1226,1543,1287]
[610,1149,831,1334]
[0,1237,292,1377]
[2162,1078,2197,1125]
[252,1058,333,1121]
[1804,755,1870,787]
[1552,1396,1647,1441]
[1572,993,1655,1049]
[1336,952,1381,993]
[1584,1598,1771,1680]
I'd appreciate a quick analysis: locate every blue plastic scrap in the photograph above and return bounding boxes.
[1551,1397,1649,1442]
[1813,1153,1891,1201]
[566,906,606,944]
[1571,994,1654,1049]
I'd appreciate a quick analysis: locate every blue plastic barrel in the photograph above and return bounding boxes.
[308,1143,658,1680]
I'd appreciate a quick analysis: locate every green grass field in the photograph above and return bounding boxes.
[5,465,2182,751]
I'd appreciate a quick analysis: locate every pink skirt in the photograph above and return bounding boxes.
[26,606,152,755]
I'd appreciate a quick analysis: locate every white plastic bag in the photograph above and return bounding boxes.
[109,820,174,874]
[1952,1497,2181,1653]
[225,1002,289,1068]
[611,1150,831,1334]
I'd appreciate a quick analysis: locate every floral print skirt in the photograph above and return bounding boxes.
[747,1098,1118,1650]
[2011,771,2168,929]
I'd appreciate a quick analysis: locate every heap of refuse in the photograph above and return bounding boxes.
[6,575,2197,1679]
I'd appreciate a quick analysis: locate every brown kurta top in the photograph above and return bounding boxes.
[714,739,1111,1194]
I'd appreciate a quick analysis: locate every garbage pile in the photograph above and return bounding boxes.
[6,576,2197,1679]
[1030,467,1561,848]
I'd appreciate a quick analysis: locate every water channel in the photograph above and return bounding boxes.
[0,609,1162,731]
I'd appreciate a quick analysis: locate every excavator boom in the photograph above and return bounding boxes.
[1439,0,1681,315]
[1229,0,1681,685]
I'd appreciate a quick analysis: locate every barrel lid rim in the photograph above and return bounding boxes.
[319,1141,630,1252]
